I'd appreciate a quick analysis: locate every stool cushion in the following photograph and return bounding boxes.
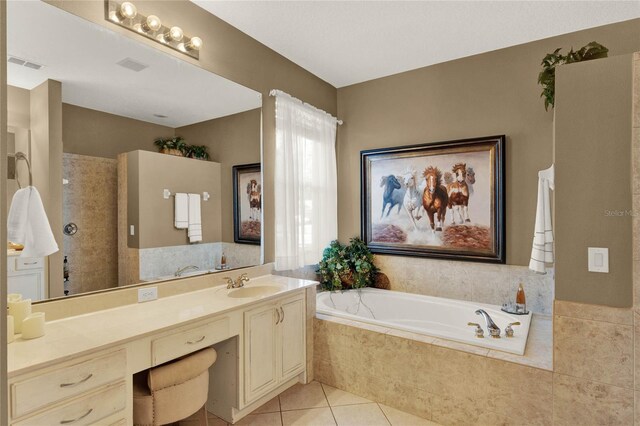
[149,347,217,391]
[133,348,217,426]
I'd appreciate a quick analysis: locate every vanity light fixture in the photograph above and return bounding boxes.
[105,1,202,60]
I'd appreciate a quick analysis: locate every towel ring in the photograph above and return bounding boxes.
[14,152,32,189]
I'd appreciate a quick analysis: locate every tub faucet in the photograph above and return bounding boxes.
[475,309,501,338]
[175,265,199,277]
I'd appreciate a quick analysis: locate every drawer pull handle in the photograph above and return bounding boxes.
[60,408,93,424]
[22,261,38,265]
[275,307,281,324]
[187,335,206,344]
[60,373,93,388]
[280,307,285,322]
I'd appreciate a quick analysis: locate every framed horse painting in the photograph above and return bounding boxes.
[361,135,505,263]
[233,163,262,245]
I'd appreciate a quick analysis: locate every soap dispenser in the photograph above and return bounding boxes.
[516,283,526,313]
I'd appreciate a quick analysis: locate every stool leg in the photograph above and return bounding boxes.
[197,405,208,426]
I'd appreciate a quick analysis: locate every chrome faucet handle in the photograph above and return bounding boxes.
[467,322,484,338]
[475,309,501,339]
[223,277,234,289]
[505,322,521,338]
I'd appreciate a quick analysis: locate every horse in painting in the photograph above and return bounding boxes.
[447,163,471,224]
[379,175,405,218]
[422,166,448,233]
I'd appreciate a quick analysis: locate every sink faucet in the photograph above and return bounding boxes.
[224,273,250,289]
[175,265,199,277]
[475,309,501,338]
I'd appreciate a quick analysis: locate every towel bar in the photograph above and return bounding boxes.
[9,152,33,189]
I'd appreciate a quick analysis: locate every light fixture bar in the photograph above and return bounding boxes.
[105,0,202,60]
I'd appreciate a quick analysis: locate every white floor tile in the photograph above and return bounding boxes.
[331,403,391,426]
[378,404,439,426]
[281,407,337,426]
[280,381,329,411]
[322,384,372,407]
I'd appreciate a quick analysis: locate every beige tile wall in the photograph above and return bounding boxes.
[62,153,118,294]
[633,51,640,426]
[314,318,553,425]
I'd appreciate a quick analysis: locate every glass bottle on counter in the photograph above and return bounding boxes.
[515,283,526,313]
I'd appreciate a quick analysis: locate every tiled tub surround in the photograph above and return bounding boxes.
[315,298,637,425]
[139,242,261,281]
[62,153,119,294]
[314,314,553,425]
[375,254,554,315]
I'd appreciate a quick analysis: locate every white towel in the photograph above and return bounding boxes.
[174,193,189,229]
[187,193,202,243]
[529,165,554,274]
[8,187,59,258]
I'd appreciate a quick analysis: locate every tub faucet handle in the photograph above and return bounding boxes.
[505,322,521,338]
[467,322,484,338]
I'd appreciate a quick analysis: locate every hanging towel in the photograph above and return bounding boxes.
[529,165,554,274]
[187,193,202,243]
[174,193,189,229]
[8,187,59,258]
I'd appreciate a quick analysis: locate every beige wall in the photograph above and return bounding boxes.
[7,85,29,129]
[177,108,261,243]
[555,55,634,307]
[46,0,338,263]
[336,19,640,268]
[127,150,222,249]
[30,80,64,298]
[62,103,174,159]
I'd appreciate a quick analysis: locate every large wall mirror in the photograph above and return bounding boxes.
[6,1,263,301]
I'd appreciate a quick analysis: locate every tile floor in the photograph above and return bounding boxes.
[205,381,439,426]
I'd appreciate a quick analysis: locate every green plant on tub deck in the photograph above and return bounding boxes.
[318,237,379,291]
[538,41,608,111]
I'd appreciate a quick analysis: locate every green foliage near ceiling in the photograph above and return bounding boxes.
[538,41,609,111]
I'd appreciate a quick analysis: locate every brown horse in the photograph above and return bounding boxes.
[447,163,471,224]
[422,166,448,232]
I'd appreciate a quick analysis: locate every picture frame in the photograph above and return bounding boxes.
[233,163,262,245]
[361,135,505,263]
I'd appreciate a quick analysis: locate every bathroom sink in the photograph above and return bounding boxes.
[226,285,283,299]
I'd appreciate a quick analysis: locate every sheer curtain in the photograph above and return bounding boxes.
[272,90,338,271]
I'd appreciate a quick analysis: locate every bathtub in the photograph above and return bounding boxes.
[316,288,532,355]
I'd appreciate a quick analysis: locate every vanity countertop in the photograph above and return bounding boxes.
[8,274,317,377]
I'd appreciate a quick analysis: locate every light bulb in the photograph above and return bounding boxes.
[118,2,137,20]
[164,26,183,42]
[186,36,203,51]
[141,15,162,33]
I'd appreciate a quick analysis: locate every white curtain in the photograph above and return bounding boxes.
[272,90,338,271]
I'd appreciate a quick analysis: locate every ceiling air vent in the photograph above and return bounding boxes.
[8,56,43,70]
[116,57,149,72]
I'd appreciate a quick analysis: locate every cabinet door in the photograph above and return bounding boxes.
[8,272,43,301]
[278,296,306,381]
[244,303,278,404]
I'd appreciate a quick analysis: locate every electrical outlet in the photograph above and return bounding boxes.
[138,287,158,303]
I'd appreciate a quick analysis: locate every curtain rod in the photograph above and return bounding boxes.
[269,89,343,125]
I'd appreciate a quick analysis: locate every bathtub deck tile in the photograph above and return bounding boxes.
[430,337,490,356]
[384,328,436,345]
[486,314,553,371]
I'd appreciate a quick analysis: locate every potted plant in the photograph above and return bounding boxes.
[154,136,187,156]
[538,41,608,111]
[185,144,210,161]
[317,237,380,291]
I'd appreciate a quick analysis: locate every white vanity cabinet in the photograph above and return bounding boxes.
[9,348,128,425]
[243,293,306,405]
[7,255,46,301]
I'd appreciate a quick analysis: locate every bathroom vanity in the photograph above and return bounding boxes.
[6,274,316,425]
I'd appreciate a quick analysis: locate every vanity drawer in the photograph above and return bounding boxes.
[14,257,44,271]
[11,349,126,419]
[13,381,126,426]
[152,317,230,366]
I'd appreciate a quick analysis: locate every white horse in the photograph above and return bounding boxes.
[401,169,424,230]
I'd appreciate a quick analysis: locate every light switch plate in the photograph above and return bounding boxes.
[588,247,609,273]
[138,287,158,303]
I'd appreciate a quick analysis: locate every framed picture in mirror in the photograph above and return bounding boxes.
[233,163,262,245]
